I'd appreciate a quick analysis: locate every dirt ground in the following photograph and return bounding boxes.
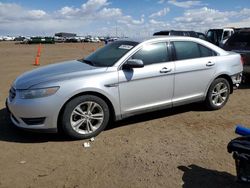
[0,41,250,188]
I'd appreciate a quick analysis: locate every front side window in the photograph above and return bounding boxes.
[132,43,169,66]
[173,41,200,60]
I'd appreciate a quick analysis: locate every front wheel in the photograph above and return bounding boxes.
[205,78,230,110]
[61,95,110,139]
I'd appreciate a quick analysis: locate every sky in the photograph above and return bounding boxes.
[0,0,250,37]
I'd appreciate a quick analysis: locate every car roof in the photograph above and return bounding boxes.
[118,36,228,55]
[120,36,202,43]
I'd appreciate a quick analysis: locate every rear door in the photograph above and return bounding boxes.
[171,40,217,106]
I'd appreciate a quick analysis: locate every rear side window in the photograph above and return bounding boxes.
[173,41,200,60]
[199,45,216,57]
[173,41,216,60]
[132,43,169,65]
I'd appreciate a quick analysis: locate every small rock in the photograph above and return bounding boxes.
[83,142,90,148]
[90,137,95,142]
[20,160,26,164]
[38,174,48,177]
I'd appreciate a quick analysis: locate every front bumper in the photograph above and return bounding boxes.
[6,95,59,133]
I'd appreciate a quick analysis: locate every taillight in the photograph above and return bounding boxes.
[241,55,245,65]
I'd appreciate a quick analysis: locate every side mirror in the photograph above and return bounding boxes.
[123,59,144,69]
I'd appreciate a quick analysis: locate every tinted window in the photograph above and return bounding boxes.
[226,32,250,49]
[171,31,184,36]
[207,30,223,44]
[153,31,170,36]
[207,31,215,42]
[223,31,230,40]
[132,43,169,65]
[173,41,200,60]
[189,32,198,38]
[199,45,216,57]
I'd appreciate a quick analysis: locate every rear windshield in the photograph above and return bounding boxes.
[226,32,250,49]
[83,41,138,67]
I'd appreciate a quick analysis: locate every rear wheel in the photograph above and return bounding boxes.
[61,95,110,139]
[205,78,230,110]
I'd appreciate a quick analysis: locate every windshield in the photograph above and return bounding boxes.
[82,41,138,67]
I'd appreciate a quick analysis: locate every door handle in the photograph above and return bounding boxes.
[160,67,172,73]
[206,61,215,67]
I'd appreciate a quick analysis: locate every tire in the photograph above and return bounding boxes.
[205,78,230,110]
[61,95,110,139]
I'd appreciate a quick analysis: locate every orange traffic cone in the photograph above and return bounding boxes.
[35,57,39,66]
[34,44,41,66]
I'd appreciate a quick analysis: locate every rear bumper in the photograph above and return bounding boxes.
[231,72,242,89]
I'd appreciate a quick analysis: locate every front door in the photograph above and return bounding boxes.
[118,42,175,117]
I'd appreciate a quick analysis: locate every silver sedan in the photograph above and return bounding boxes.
[6,36,243,139]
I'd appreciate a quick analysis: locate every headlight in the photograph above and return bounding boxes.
[19,87,59,99]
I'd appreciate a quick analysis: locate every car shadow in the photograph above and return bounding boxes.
[107,102,206,130]
[178,164,248,188]
[239,82,250,89]
[0,108,71,143]
[0,103,206,143]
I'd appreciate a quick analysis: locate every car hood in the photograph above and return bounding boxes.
[13,60,108,89]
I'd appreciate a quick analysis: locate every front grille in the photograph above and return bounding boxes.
[9,87,16,102]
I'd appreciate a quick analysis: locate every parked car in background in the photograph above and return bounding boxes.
[2,36,15,41]
[223,29,250,80]
[153,30,207,41]
[91,37,101,43]
[54,36,66,43]
[28,37,55,44]
[65,37,79,43]
[99,37,105,41]
[206,28,235,47]
[153,30,198,37]
[196,32,208,41]
[6,36,242,139]
[104,37,118,44]
[14,36,26,42]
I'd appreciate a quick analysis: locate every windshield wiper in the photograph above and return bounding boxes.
[78,59,95,66]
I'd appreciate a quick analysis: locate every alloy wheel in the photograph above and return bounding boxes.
[211,82,229,106]
[70,101,104,135]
